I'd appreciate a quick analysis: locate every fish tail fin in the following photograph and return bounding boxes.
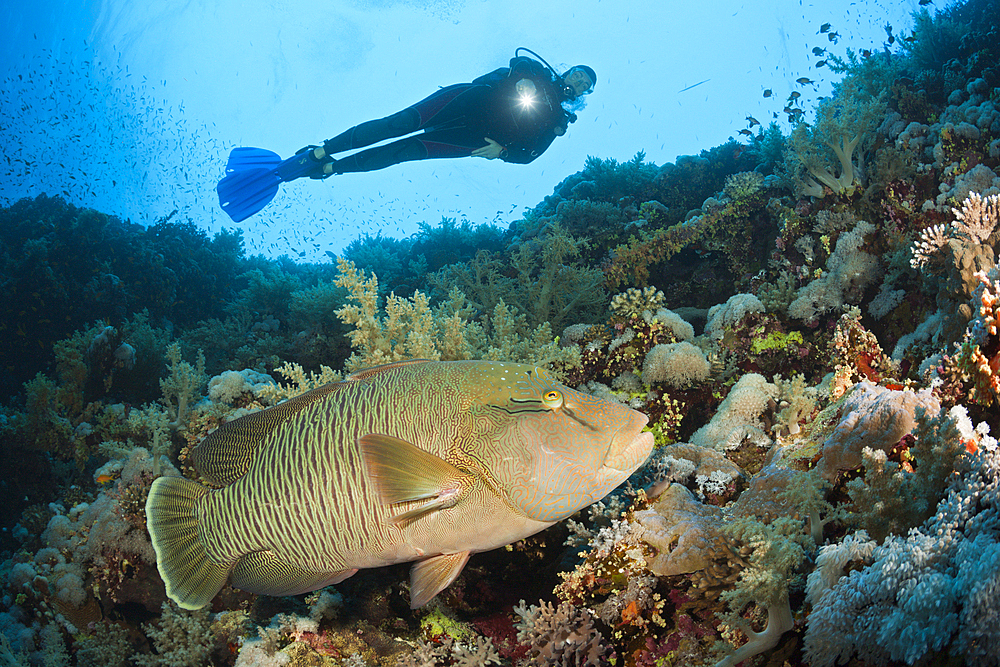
[146,476,229,610]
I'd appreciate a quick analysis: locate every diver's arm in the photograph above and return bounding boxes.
[472,138,505,159]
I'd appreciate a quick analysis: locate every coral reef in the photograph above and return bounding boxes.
[3,2,1000,665]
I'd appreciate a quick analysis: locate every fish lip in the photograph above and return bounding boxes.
[604,414,654,472]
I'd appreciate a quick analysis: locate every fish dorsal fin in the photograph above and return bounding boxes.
[359,434,470,527]
[193,381,350,486]
[409,551,471,609]
[344,359,432,382]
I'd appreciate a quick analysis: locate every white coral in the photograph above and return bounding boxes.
[690,373,778,451]
[910,223,951,269]
[952,191,1000,243]
[804,428,1000,667]
[642,341,710,387]
[788,221,880,321]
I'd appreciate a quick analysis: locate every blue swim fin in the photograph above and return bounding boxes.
[217,147,329,222]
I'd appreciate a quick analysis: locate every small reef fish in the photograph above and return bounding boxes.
[146,360,654,610]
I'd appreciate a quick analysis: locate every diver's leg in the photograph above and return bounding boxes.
[331,136,429,173]
[330,127,482,174]
[320,84,481,155]
[417,127,483,159]
[321,108,420,155]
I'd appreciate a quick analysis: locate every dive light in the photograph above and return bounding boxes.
[515,78,537,109]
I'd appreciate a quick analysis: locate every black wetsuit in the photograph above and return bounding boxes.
[323,56,576,173]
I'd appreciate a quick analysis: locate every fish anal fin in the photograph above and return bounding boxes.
[231,551,356,597]
[359,434,469,508]
[409,551,470,609]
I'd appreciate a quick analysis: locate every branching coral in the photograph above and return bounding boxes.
[506,226,608,332]
[159,342,206,430]
[335,257,441,368]
[334,257,578,372]
[132,601,214,667]
[430,225,607,333]
[846,404,971,540]
[514,599,610,667]
[256,362,342,403]
[397,635,501,667]
[911,191,999,271]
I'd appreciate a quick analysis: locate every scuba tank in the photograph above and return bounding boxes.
[515,47,577,100]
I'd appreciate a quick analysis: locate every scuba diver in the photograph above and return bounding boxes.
[217,49,596,222]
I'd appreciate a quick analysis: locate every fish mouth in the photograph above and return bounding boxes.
[603,411,654,473]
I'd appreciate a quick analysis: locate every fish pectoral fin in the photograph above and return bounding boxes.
[386,490,462,528]
[231,550,357,597]
[409,551,470,609]
[359,433,470,507]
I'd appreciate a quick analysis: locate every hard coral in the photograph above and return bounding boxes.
[633,484,728,578]
[514,599,610,667]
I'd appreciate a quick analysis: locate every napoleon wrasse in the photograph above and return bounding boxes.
[146,359,654,609]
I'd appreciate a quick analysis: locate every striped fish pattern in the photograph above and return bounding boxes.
[146,359,653,609]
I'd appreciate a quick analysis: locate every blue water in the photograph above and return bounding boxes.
[2,0,923,262]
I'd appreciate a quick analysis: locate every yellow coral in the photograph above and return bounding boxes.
[258,362,343,403]
[159,342,206,429]
[333,257,579,373]
[750,330,804,355]
[334,257,442,370]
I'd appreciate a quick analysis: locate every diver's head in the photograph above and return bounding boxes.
[561,65,596,98]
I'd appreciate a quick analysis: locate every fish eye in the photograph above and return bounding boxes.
[542,390,563,409]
